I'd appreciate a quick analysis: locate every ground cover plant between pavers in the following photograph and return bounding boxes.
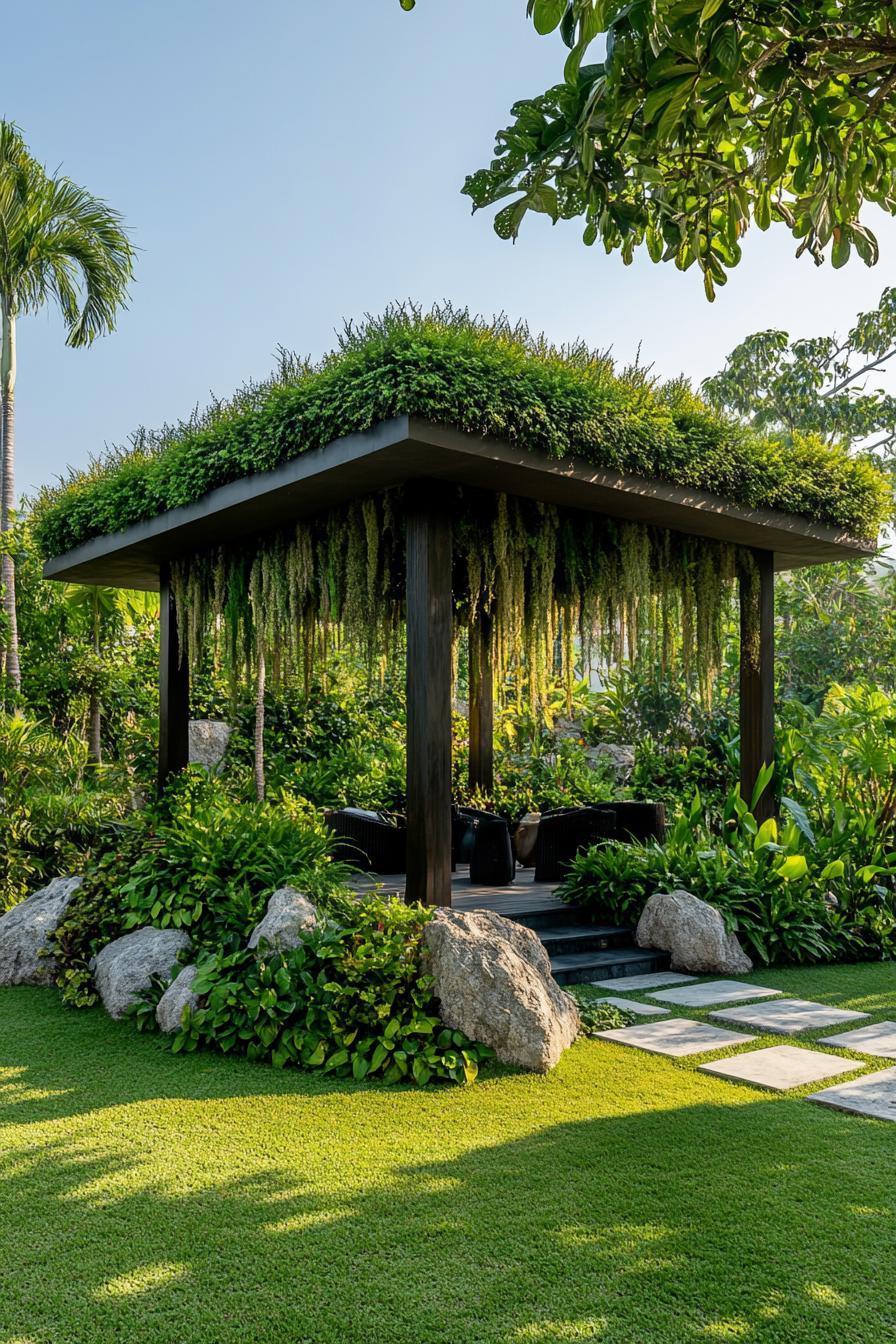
[2,963,895,1344]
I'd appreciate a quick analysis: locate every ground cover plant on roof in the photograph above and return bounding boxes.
[33,303,890,564]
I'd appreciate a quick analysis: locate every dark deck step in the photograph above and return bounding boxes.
[537,924,633,956]
[548,945,671,987]
[504,901,589,932]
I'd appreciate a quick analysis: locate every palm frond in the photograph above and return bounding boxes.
[0,119,134,337]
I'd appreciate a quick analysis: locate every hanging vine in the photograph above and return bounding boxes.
[170,486,744,707]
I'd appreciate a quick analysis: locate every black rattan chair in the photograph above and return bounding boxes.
[533,806,615,883]
[324,808,407,874]
[594,801,666,845]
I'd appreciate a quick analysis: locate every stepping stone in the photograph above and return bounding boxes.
[810,1067,896,1121]
[648,980,781,1008]
[596,1017,755,1057]
[710,998,870,1036]
[699,1045,864,1092]
[817,1021,896,1058]
[595,997,670,1017]
[589,971,696,991]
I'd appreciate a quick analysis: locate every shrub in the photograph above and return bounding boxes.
[117,772,339,949]
[559,842,668,927]
[47,824,144,1006]
[174,898,493,1086]
[0,713,130,910]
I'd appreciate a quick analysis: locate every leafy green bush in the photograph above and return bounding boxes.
[566,988,636,1036]
[34,305,889,561]
[48,772,345,1005]
[629,738,733,815]
[117,772,339,949]
[0,713,130,910]
[559,842,668,927]
[560,788,867,966]
[175,898,493,1086]
[47,824,145,1006]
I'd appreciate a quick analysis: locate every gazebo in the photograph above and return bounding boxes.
[42,407,877,908]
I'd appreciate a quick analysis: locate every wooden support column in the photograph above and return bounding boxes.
[468,612,494,796]
[405,486,453,907]
[158,566,190,793]
[739,547,775,823]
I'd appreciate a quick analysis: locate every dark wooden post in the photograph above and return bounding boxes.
[405,487,453,906]
[739,547,775,822]
[468,612,494,796]
[158,566,190,793]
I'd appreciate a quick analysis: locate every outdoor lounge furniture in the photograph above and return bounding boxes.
[324,808,407,874]
[455,807,515,886]
[533,806,616,883]
[594,801,667,845]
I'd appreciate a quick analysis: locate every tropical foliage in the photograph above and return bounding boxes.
[175,898,492,1086]
[431,1,896,296]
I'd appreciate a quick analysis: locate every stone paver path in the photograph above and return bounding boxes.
[597,996,669,1017]
[710,998,869,1035]
[816,1021,896,1058]
[649,980,781,1008]
[589,971,696,991]
[596,1017,755,1057]
[810,1067,896,1120]
[698,1044,863,1092]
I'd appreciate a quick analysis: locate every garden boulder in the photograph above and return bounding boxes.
[423,908,580,1073]
[92,927,191,1019]
[635,889,753,975]
[156,964,201,1033]
[188,719,232,773]
[248,887,318,952]
[0,876,83,986]
[585,743,635,783]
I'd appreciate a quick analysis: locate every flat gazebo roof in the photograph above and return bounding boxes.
[42,416,876,589]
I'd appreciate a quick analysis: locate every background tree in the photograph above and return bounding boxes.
[402,0,896,298]
[61,585,159,765]
[0,121,134,699]
[702,286,896,465]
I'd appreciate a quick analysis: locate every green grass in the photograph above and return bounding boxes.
[1,963,895,1344]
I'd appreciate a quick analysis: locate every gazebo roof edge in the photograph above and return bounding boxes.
[42,415,877,590]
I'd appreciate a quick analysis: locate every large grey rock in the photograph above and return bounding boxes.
[423,908,580,1073]
[585,743,635,782]
[248,887,318,952]
[155,964,201,1033]
[92,927,191,1019]
[188,719,231,773]
[0,876,83,986]
[636,889,753,975]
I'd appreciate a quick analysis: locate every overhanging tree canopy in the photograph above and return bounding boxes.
[400,1,896,297]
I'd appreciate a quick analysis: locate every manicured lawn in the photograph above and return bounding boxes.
[1,964,894,1344]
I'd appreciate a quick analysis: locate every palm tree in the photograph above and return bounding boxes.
[0,122,134,698]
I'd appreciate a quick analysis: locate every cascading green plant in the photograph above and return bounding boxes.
[169,485,743,710]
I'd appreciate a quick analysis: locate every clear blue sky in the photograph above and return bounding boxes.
[6,0,896,495]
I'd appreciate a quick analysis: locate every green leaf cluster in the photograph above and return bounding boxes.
[173,898,493,1087]
[458,2,896,293]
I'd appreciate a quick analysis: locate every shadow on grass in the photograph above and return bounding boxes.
[0,991,894,1343]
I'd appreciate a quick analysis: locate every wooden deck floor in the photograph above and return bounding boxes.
[347,866,567,916]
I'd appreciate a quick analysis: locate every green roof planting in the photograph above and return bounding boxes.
[34,305,891,559]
